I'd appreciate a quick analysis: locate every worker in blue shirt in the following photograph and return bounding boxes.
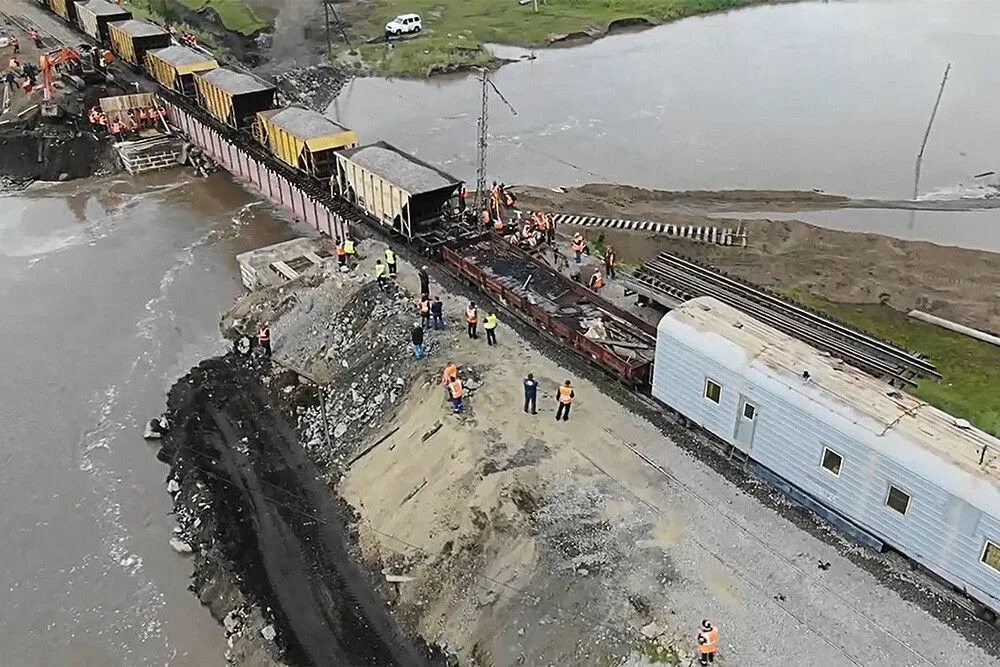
[523,373,538,415]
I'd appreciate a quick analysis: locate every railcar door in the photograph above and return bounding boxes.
[734,395,757,451]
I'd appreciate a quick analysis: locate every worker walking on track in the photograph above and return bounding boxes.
[466,302,479,339]
[257,324,271,357]
[431,296,444,329]
[483,311,499,346]
[419,295,431,329]
[448,375,464,414]
[604,245,617,279]
[588,269,605,292]
[335,238,346,268]
[384,247,397,275]
[410,321,425,359]
[343,236,356,265]
[556,380,575,421]
[523,373,538,414]
[9,34,19,56]
[697,620,719,665]
[571,233,587,264]
[418,265,430,296]
[441,362,458,400]
[374,259,388,290]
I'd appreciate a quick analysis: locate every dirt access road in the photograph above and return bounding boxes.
[518,184,1000,333]
[228,242,999,666]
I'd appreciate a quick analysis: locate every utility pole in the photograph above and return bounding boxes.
[912,63,951,200]
[322,0,350,53]
[473,68,517,218]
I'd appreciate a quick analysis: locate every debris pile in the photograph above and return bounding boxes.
[274,64,351,112]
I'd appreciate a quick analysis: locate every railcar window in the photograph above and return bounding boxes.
[983,542,1000,573]
[704,379,721,404]
[886,485,910,515]
[821,447,843,476]
[742,402,756,420]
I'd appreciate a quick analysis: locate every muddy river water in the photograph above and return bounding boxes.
[331,0,1000,251]
[0,174,295,664]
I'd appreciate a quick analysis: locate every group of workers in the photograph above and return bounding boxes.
[336,236,359,271]
[166,25,199,49]
[4,26,47,96]
[88,105,168,139]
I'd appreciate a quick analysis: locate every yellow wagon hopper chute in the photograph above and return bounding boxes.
[253,107,359,178]
[193,68,276,129]
[47,0,77,22]
[107,19,171,67]
[145,45,218,96]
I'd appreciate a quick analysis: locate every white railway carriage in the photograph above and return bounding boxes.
[653,296,1000,619]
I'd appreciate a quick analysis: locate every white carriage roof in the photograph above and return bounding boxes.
[661,296,1000,486]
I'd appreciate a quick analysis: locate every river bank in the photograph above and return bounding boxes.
[155,238,1000,666]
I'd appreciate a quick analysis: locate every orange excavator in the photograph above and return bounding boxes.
[40,44,113,98]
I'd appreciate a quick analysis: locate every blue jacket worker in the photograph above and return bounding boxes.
[431,296,444,329]
[523,373,538,414]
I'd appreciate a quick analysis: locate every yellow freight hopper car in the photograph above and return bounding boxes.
[193,68,276,128]
[107,19,171,67]
[253,107,359,179]
[74,0,131,43]
[47,0,77,24]
[334,141,461,239]
[145,45,218,96]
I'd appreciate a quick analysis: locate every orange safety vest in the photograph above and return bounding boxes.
[335,243,345,257]
[138,108,148,121]
[441,364,457,385]
[571,239,585,253]
[481,209,490,224]
[493,219,504,232]
[258,327,270,344]
[699,628,718,654]
[466,307,478,324]
[559,385,574,404]
[419,299,430,314]
[110,121,122,134]
[449,378,464,399]
[589,272,604,289]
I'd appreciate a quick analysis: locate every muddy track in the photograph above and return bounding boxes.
[158,355,444,666]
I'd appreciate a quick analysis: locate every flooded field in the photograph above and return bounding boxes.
[0,174,297,664]
[331,0,1000,249]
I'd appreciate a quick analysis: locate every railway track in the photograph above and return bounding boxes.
[626,252,940,385]
[528,210,745,246]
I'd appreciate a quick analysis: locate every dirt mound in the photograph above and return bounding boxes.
[157,354,445,666]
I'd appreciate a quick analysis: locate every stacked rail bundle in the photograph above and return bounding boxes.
[145,45,218,96]
[46,0,77,23]
[107,19,170,66]
[442,237,655,384]
[253,107,358,179]
[334,141,460,239]
[193,68,276,128]
[73,0,130,42]
[626,252,939,385]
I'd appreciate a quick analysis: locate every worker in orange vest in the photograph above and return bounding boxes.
[335,237,346,268]
[258,324,271,357]
[28,28,42,49]
[480,207,490,227]
[493,218,504,233]
[697,620,719,665]
[465,302,479,340]
[588,269,605,292]
[448,375,464,414]
[418,295,431,329]
[137,107,148,125]
[88,106,100,126]
[8,34,18,55]
[8,56,21,72]
[109,118,123,141]
[571,233,586,264]
[441,362,458,399]
[556,380,575,422]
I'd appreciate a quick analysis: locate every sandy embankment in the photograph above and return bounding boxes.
[517,184,1000,333]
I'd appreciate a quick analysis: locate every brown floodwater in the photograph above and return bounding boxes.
[0,172,298,664]
[330,0,1000,250]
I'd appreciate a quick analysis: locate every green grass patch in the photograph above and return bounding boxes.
[345,36,495,78]
[346,0,764,76]
[787,289,1000,437]
[638,638,682,664]
[175,0,269,35]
